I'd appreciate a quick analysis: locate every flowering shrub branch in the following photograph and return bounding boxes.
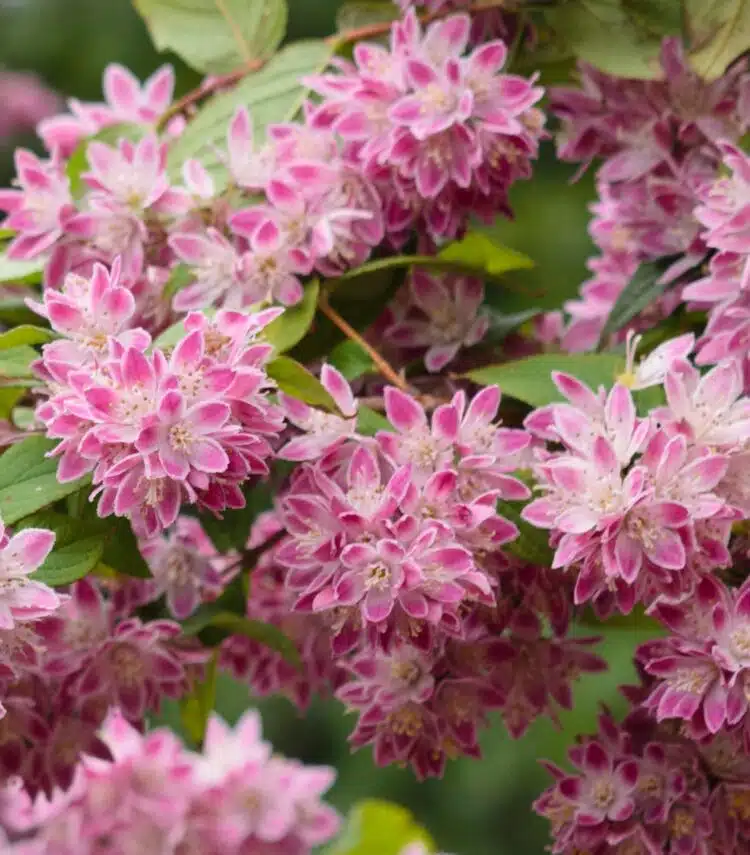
[0,0,749,852]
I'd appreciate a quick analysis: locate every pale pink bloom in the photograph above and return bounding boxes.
[277,364,357,461]
[386,270,488,371]
[0,149,74,259]
[619,330,695,391]
[0,518,57,630]
[226,106,277,190]
[38,63,175,156]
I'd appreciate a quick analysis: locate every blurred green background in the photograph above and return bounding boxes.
[0,0,643,852]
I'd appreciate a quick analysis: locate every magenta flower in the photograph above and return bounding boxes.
[0,518,57,630]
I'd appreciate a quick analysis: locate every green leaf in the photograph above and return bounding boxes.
[180,652,218,746]
[16,511,106,586]
[330,339,373,381]
[335,233,533,286]
[336,1,398,32]
[0,437,90,524]
[263,280,319,354]
[497,496,554,567]
[0,298,41,327]
[621,0,683,36]
[464,353,625,408]
[162,264,194,301]
[544,0,665,79]
[133,0,288,75]
[267,356,340,412]
[183,606,301,665]
[100,516,153,578]
[598,261,670,344]
[166,39,332,183]
[356,405,391,436]
[66,123,145,198]
[0,390,26,421]
[0,254,44,285]
[326,800,434,855]
[198,482,272,553]
[0,346,38,381]
[685,0,750,79]
[0,325,56,351]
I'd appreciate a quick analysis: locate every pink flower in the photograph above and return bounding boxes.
[0,518,57,630]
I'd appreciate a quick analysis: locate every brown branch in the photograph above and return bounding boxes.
[318,292,410,392]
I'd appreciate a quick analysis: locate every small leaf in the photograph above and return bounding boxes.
[183,606,300,665]
[16,511,106,587]
[0,325,56,351]
[356,405,391,436]
[335,233,533,286]
[163,264,195,301]
[0,438,90,524]
[336,1,398,32]
[497,497,554,567]
[166,40,333,184]
[0,254,44,285]
[133,0,288,75]
[330,339,373,381]
[598,261,670,344]
[325,800,434,855]
[263,280,319,354]
[0,346,38,381]
[267,356,339,412]
[180,653,218,746]
[0,390,26,421]
[464,353,625,408]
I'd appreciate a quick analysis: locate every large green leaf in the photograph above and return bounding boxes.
[544,0,665,79]
[336,1,398,31]
[326,800,434,855]
[0,254,44,285]
[464,353,625,408]
[0,325,56,351]
[330,339,374,381]
[17,511,106,586]
[356,405,391,436]
[263,281,319,355]
[166,39,333,182]
[0,437,90,524]
[0,297,42,327]
[133,0,288,75]
[684,0,750,79]
[267,356,339,412]
[0,346,39,381]
[197,482,272,553]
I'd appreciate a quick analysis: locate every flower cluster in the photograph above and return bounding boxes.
[535,704,750,855]
[523,352,750,615]
[271,378,604,775]
[32,262,284,537]
[548,40,750,351]
[0,708,340,855]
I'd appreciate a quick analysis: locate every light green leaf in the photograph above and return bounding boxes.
[0,346,39,382]
[0,437,90,525]
[267,356,340,412]
[0,254,45,285]
[356,405,391,436]
[685,0,750,79]
[66,123,145,198]
[166,39,332,183]
[599,261,670,344]
[181,653,218,746]
[330,339,373,381]
[133,0,288,75]
[326,800,434,855]
[336,1,398,32]
[335,233,533,286]
[621,0,683,35]
[17,511,105,586]
[544,0,665,79]
[162,264,194,301]
[0,325,56,351]
[263,281,319,354]
[464,353,625,408]
[0,390,26,421]
[0,298,41,327]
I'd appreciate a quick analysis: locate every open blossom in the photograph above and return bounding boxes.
[385,269,489,371]
[0,518,57,631]
[38,63,176,156]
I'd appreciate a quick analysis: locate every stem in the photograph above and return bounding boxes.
[317,292,410,392]
[156,60,265,131]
